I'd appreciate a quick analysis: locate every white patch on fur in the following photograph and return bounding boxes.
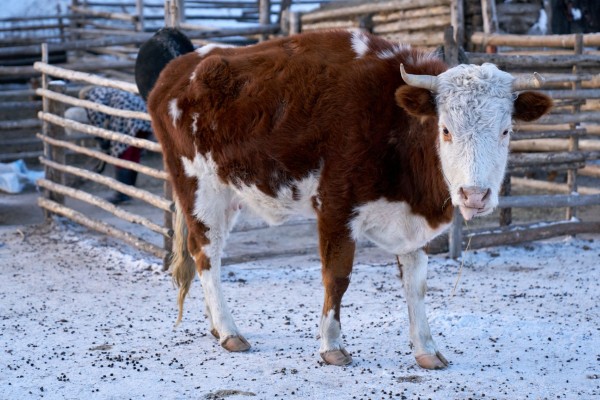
[435,63,513,213]
[376,43,411,60]
[191,113,199,135]
[349,199,449,255]
[319,309,343,352]
[189,71,196,81]
[180,151,241,338]
[233,171,320,225]
[349,30,370,59]
[399,250,439,356]
[168,98,181,128]
[196,43,235,58]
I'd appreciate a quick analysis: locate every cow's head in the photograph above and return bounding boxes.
[396,63,552,220]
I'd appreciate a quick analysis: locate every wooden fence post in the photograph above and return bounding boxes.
[566,33,583,220]
[259,0,271,41]
[135,0,144,32]
[42,78,68,217]
[444,26,464,259]
[481,0,498,53]
[450,0,464,48]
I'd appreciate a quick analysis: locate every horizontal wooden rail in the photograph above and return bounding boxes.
[38,112,161,152]
[36,88,151,121]
[38,197,167,259]
[511,177,600,195]
[0,118,42,130]
[511,129,587,140]
[498,193,600,208]
[40,157,173,212]
[37,179,172,238]
[33,62,139,93]
[70,5,139,23]
[471,32,600,48]
[467,53,600,69]
[509,150,600,167]
[37,133,168,180]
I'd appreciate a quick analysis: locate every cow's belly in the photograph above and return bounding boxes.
[233,172,320,225]
[349,198,450,255]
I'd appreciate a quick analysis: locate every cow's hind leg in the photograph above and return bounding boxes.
[186,181,249,352]
[398,249,448,369]
[318,223,356,366]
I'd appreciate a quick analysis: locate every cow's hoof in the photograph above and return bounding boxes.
[210,328,220,339]
[415,352,449,370]
[221,335,251,352]
[321,348,353,366]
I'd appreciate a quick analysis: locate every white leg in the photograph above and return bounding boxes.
[399,249,448,369]
[319,309,343,352]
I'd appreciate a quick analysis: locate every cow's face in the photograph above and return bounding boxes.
[396,63,552,220]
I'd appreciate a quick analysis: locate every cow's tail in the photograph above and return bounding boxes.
[170,196,196,327]
[135,27,194,101]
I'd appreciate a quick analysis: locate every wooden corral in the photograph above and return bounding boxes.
[3,0,600,262]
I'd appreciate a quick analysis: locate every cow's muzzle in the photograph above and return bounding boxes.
[458,186,491,221]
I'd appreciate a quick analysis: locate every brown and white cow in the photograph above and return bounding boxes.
[136,28,552,369]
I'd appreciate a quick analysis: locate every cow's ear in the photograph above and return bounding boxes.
[395,86,437,117]
[513,91,552,122]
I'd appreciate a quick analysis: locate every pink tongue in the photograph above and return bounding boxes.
[459,206,479,221]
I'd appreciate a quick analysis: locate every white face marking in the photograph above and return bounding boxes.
[168,98,181,128]
[435,63,513,216]
[319,309,343,353]
[349,30,370,59]
[349,199,450,255]
[233,171,320,225]
[196,43,235,58]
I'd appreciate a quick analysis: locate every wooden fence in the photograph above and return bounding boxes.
[34,47,173,262]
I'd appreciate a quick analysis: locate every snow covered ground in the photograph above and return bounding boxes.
[1,220,599,399]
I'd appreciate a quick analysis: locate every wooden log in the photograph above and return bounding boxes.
[0,101,42,110]
[466,53,600,68]
[498,193,600,208]
[373,5,449,22]
[302,20,357,32]
[39,157,174,212]
[464,220,600,250]
[301,0,450,23]
[451,0,464,47]
[510,139,600,152]
[579,164,600,178]
[511,177,600,195]
[38,112,161,153]
[536,111,600,125]
[70,5,138,23]
[0,151,43,162]
[38,197,167,259]
[33,62,139,93]
[509,150,600,166]
[43,81,67,207]
[507,161,585,174]
[471,32,600,48]
[511,128,586,140]
[36,88,150,121]
[540,89,600,99]
[37,179,172,238]
[381,31,445,46]
[373,14,451,34]
[0,119,42,130]
[36,133,168,181]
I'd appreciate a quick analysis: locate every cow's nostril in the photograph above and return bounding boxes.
[482,188,491,202]
[459,187,467,200]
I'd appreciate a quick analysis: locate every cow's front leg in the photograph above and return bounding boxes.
[399,249,448,370]
[318,225,356,366]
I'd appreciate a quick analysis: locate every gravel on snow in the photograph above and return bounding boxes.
[1,221,599,399]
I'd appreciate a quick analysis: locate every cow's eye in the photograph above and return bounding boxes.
[502,130,509,136]
[442,127,452,142]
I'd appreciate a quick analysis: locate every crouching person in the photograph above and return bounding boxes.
[65,86,152,204]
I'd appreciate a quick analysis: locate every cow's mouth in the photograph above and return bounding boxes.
[458,205,491,221]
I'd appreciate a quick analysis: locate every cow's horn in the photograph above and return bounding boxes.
[512,72,545,91]
[400,64,439,92]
